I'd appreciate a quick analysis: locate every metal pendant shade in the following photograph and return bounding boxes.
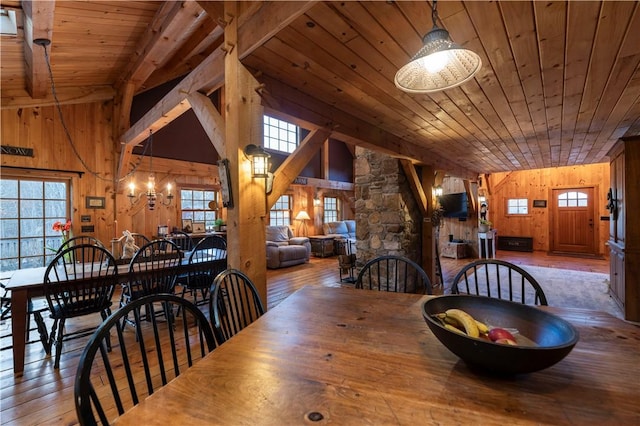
[395,1,481,93]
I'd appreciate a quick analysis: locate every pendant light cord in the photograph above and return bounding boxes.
[38,42,150,183]
[432,0,438,27]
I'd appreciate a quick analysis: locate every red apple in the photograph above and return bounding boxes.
[488,327,516,342]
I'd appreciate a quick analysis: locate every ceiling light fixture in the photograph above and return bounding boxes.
[127,130,174,210]
[394,0,481,93]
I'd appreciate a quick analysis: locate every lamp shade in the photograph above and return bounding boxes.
[295,210,311,221]
[395,26,481,93]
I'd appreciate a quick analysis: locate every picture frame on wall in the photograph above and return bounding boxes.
[182,219,193,233]
[193,222,205,233]
[218,159,233,208]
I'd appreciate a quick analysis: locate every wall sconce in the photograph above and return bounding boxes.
[433,186,443,197]
[244,144,271,178]
[313,190,321,207]
[127,131,173,210]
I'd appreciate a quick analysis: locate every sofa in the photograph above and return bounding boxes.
[266,226,311,269]
[323,220,356,240]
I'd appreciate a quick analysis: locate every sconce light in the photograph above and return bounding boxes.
[313,190,321,207]
[433,186,443,197]
[244,144,271,178]
[127,131,174,210]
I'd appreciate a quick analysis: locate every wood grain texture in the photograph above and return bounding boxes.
[112,286,640,425]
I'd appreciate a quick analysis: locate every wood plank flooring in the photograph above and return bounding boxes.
[0,250,608,425]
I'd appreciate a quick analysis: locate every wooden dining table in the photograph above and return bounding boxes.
[5,256,225,375]
[112,285,640,425]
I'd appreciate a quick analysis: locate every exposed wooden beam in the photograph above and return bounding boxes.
[400,160,428,218]
[120,1,316,156]
[187,92,226,156]
[22,0,55,99]
[115,1,205,93]
[259,75,479,180]
[267,128,331,209]
[0,86,114,109]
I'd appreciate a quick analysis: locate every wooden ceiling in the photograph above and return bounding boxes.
[1,1,639,178]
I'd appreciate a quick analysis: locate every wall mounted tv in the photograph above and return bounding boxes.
[439,192,468,219]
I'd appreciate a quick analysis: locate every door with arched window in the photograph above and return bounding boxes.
[550,187,597,255]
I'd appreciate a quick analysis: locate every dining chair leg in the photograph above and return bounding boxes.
[32,311,51,354]
[52,318,65,369]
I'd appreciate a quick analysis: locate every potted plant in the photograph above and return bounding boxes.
[214,218,225,232]
[478,218,492,233]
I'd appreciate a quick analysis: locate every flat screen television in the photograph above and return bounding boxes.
[439,192,468,219]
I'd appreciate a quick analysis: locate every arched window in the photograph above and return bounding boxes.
[557,191,588,208]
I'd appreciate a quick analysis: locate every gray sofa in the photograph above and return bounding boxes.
[322,220,356,240]
[266,225,311,269]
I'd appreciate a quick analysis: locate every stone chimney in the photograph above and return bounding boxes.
[354,147,422,267]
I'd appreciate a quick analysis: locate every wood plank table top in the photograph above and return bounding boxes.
[6,257,225,375]
[113,286,640,425]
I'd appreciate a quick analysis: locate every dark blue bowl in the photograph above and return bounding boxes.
[422,295,579,374]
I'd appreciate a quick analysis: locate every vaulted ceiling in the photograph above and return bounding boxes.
[1,1,639,179]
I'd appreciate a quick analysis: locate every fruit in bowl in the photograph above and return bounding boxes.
[422,295,580,375]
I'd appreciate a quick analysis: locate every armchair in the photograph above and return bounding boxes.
[266,226,311,269]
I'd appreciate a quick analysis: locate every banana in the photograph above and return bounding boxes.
[475,320,489,335]
[444,309,480,338]
[444,323,466,335]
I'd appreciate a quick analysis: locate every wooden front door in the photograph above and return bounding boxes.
[550,187,597,255]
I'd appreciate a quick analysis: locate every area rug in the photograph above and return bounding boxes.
[519,265,622,319]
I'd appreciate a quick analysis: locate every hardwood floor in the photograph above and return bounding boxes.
[0,250,608,425]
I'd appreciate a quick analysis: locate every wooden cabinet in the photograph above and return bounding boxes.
[607,137,640,321]
[441,242,467,259]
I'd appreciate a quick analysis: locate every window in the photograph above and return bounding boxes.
[180,189,219,232]
[270,195,292,226]
[264,115,299,153]
[558,191,588,207]
[507,198,528,215]
[0,176,70,271]
[324,197,340,223]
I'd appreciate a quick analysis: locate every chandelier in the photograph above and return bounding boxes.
[127,131,174,210]
[394,0,481,93]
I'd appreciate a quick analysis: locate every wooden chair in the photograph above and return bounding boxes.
[74,294,216,426]
[57,235,105,254]
[169,231,194,252]
[120,240,182,320]
[451,259,548,306]
[209,269,265,344]
[180,235,227,306]
[129,233,151,248]
[0,282,51,353]
[355,255,432,294]
[44,244,119,369]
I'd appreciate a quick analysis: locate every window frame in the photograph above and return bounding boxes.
[0,172,72,271]
[179,187,219,232]
[323,196,340,223]
[506,198,529,215]
[269,195,292,226]
[263,115,299,154]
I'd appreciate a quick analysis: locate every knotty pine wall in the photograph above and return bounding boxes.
[1,102,218,247]
[440,164,610,257]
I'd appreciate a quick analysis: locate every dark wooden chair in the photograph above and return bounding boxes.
[0,282,51,353]
[120,240,182,322]
[209,268,265,344]
[44,244,119,369]
[74,294,216,426]
[169,231,194,252]
[355,255,432,294]
[129,233,151,248]
[56,235,105,254]
[451,259,548,306]
[180,235,227,306]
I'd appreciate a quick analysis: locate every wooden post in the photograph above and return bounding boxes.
[224,2,268,306]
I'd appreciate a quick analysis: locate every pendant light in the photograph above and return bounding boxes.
[394,0,481,93]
